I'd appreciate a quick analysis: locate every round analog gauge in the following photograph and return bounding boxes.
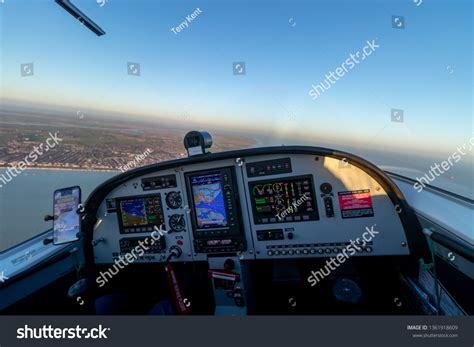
[169,214,185,232]
[166,191,182,209]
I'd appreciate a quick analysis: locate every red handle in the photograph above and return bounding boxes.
[165,263,191,315]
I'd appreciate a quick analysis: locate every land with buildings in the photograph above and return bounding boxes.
[0,111,256,171]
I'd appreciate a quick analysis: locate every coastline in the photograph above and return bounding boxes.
[0,166,121,173]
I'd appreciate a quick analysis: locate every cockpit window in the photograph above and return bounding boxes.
[0,0,472,251]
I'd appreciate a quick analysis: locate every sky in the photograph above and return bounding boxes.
[0,0,472,154]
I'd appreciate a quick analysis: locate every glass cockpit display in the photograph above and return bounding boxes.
[117,195,165,234]
[185,167,246,253]
[249,175,319,224]
[53,186,81,245]
[190,173,228,229]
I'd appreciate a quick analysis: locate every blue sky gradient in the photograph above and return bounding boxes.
[1,0,472,153]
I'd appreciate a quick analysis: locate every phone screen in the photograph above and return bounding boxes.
[53,186,81,245]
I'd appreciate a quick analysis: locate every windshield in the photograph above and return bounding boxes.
[0,0,472,251]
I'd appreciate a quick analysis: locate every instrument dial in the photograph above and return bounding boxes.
[320,183,333,194]
[166,191,182,209]
[169,214,185,232]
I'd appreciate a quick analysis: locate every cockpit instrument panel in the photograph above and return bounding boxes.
[92,151,411,264]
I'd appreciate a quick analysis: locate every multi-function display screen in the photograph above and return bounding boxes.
[190,173,228,229]
[117,195,165,233]
[186,167,246,253]
[249,175,319,224]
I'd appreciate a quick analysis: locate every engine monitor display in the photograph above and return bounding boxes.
[116,194,165,234]
[249,175,319,224]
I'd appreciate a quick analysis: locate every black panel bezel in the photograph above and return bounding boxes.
[119,236,166,254]
[246,157,292,177]
[141,174,177,191]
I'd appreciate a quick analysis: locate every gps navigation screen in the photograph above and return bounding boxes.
[53,186,81,245]
[190,173,228,229]
[117,195,165,233]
